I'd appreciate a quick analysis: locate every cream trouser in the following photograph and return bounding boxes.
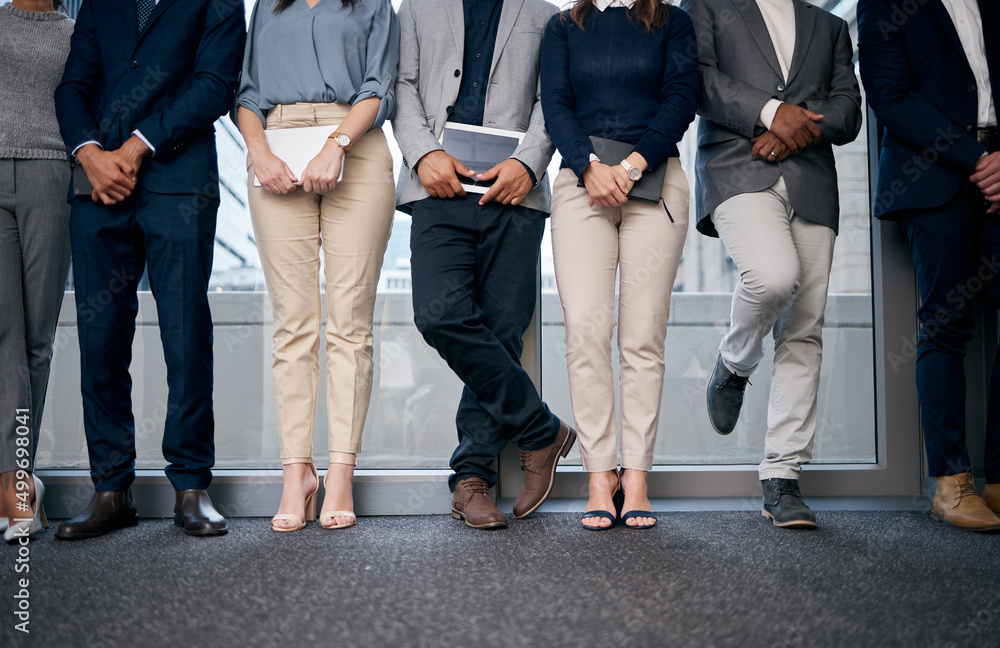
[712,176,836,479]
[247,103,394,467]
[551,159,689,472]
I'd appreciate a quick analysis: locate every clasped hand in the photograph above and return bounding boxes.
[769,104,824,154]
[77,135,149,205]
[971,151,1000,214]
[582,161,633,208]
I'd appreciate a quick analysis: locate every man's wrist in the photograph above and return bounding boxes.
[511,157,537,186]
[75,142,102,162]
[126,135,151,158]
[759,99,783,131]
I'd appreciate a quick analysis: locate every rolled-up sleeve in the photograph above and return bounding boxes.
[352,0,400,129]
[234,0,266,128]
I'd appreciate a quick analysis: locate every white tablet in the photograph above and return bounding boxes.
[254,124,344,187]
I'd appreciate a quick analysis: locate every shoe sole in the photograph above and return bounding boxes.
[931,511,1000,532]
[174,515,228,536]
[513,428,577,519]
[451,509,507,530]
[761,509,817,529]
[54,515,139,540]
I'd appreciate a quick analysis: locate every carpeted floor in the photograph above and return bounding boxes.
[1,511,999,648]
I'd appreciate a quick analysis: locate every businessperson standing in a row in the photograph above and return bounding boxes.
[235,0,399,533]
[540,0,699,530]
[54,0,246,539]
[0,0,74,543]
[859,0,1000,531]
[682,0,862,527]
[394,0,577,530]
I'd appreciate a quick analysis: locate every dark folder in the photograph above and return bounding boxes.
[577,136,668,204]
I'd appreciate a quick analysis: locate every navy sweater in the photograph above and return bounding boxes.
[540,6,700,177]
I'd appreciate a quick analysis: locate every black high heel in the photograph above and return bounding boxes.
[581,471,621,531]
[619,468,656,530]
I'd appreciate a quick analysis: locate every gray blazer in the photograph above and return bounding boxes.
[392,0,557,213]
[680,0,862,236]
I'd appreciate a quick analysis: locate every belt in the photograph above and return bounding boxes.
[976,127,999,153]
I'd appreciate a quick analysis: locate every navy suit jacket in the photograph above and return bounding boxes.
[858,0,999,218]
[55,0,246,196]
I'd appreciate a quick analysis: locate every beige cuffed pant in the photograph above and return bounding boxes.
[551,159,689,472]
[247,103,394,467]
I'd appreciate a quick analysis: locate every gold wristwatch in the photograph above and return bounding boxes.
[329,131,353,152]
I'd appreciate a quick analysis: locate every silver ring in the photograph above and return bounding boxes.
[769,151,777,157]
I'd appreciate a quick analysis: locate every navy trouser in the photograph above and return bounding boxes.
[70,189,218,491]
[901,182,1000,483]
[409,195,560,491]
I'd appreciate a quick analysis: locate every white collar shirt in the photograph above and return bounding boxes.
[940,0,996,127]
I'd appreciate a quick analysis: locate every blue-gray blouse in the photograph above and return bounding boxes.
[236,0,400,130]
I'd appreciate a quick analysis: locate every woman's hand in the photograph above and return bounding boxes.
[300,142,345,194]
[582,161,631,207]
[252,148,298,195]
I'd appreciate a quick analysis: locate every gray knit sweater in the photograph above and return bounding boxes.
[0,4,74,160]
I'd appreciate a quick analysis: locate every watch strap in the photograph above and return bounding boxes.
[329,131,353,152]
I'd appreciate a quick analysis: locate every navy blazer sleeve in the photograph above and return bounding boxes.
[132,0,246,155]
[55,0,103,152]
[857,0,986,174]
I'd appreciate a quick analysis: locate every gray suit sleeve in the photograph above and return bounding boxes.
[511,74,555,181]
[682,0,774,137]
[802,19,862,146]
[391,0,443,168]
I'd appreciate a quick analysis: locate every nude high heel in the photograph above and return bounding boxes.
[271,463,319,533]
[320,468,356,530]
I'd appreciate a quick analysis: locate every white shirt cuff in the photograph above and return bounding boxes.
[758,99,783,131]
[132,130,156,155]
[72,140,102,157]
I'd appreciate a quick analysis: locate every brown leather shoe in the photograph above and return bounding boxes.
[174,489,228,536]
[513,421,577,519]
[55,490,139,540]
[983,483,1000,513]
[451,477,506,529]
[931,472,1000,531]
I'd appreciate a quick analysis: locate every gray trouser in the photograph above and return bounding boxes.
[0,158,72,473]
[713,177,836,480]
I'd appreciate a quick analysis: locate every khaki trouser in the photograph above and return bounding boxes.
[247,103,394,467]
[712,176,836,480]
[551,159,689,472]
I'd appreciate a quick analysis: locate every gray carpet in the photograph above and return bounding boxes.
[1,511,999,648]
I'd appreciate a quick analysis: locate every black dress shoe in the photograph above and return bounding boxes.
[174,489,227,536]
[761,478,817,528]
[706,352,750,436]
[55,490,139,540]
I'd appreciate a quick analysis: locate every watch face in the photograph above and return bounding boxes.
[628,168,641,181]
[336,134,350,147]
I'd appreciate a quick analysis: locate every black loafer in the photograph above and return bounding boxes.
[706,352,750,436]
[761,478,817,528]
[55,490,139,540]
[174,489,228,536]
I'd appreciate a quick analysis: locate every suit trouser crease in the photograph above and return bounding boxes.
[901,182,1000,482]
[409,194,559,490]
[550,161,689,473]
[713,177,836,480]
[247,103,394,465]
[71,183,218,491]
[0,159,72,474]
